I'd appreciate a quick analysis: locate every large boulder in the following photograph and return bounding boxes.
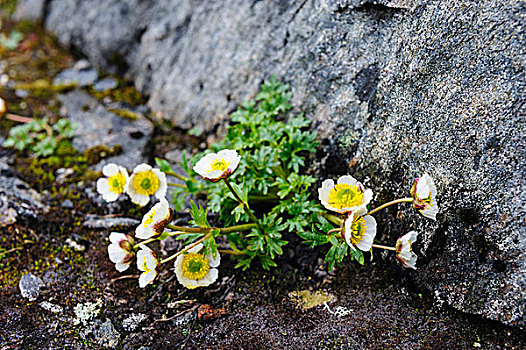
[29,0,526,326]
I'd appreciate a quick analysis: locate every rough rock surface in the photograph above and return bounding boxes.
[12,0,45,22]
[29,0,526,326]
[58,90,153,171]
[0,156,47,225]
[19,273,45,301]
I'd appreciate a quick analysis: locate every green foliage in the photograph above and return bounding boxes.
[143,77,373,272]
[179,76,322,269]
[2,117,77,157]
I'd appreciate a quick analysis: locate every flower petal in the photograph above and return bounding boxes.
[337,175,358,186]
[102,163,119,177]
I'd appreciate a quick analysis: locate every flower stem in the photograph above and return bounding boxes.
[218,249,247,256]
[219,223,258,234]
[365,198,413,216]
[371,244,396,251]
[132,231,190,250]
[167,182,186,188]
[223,178,261,226]
[133,237,158,249]
[165,223,257,235]
[164,170,189,182]
[160,232,212,265]
[321,212,344,226]
[166,224,212,233]
[327,228,342,234]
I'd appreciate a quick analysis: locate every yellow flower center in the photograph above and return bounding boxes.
[350,216,367,245]
[328,184,364,210]
[141,256,152,273]
[132,170,159,196]
[181,253,210,280]
[209,158,230,172]
[108,172,126,194]
[143,208,157,227]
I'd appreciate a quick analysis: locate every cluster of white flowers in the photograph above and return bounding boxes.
[318,173,439,269]
[97,163,167,206]
[98,150,243,289]
[98,147,438,290]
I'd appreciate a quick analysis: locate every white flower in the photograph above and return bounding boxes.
[410,173,438,220]
[125,163,167,207]
[318,175,373,215]
[0,97,6,117]
[107,232,135,272]
[193,149,241,182]
[174,243,220,289]
[343,213,377,252]
[396,231,419,269]
[137,246,159,288]
[135,197,173,239]
[96,163,129,202]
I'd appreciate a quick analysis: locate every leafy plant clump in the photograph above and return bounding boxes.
[2,117,77,157]
[165,76,321,269]
[96,76,438,290]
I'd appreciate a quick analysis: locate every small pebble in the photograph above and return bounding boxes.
[19,273,45,301]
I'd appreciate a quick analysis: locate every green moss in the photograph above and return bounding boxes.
[0,0,18,17]
[84,144,122,166]
[107,107,140,121]
[87,83,145,107]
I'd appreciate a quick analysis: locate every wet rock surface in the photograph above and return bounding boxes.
[39,0,526,327]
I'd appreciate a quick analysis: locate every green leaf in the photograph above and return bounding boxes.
[297,230,329,247]
[231,204,245,222]
[188,200,210,228]
[155,158,174,173]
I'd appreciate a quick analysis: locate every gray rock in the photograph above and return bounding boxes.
[92,319,120,348]
[12,0,45,22]
[58,90,153,170]
[53,63,98,87]
[0,157,47,223]
[44,0,526,327]
[83,214,139,229]
[61,199,74,208]
[121,313,148,332]
[40,301,64,314]
[19,273,45,301]
[93,77,118,91]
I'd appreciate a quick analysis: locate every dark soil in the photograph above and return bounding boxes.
[0,21,524,350]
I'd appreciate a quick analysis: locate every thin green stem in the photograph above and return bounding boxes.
[219,223,258,234]
[166,224,212,233]
[223,178,260,226]
[365,198,413,216]
[133,237,157,249]
[133,231,190,249]
[160,232,212,265]
[167,182,186,188]
[321,212,344,226]
[371,244,396,251]
[218,249,247,256]
[164,170,189,182]
[165,223,257,235]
